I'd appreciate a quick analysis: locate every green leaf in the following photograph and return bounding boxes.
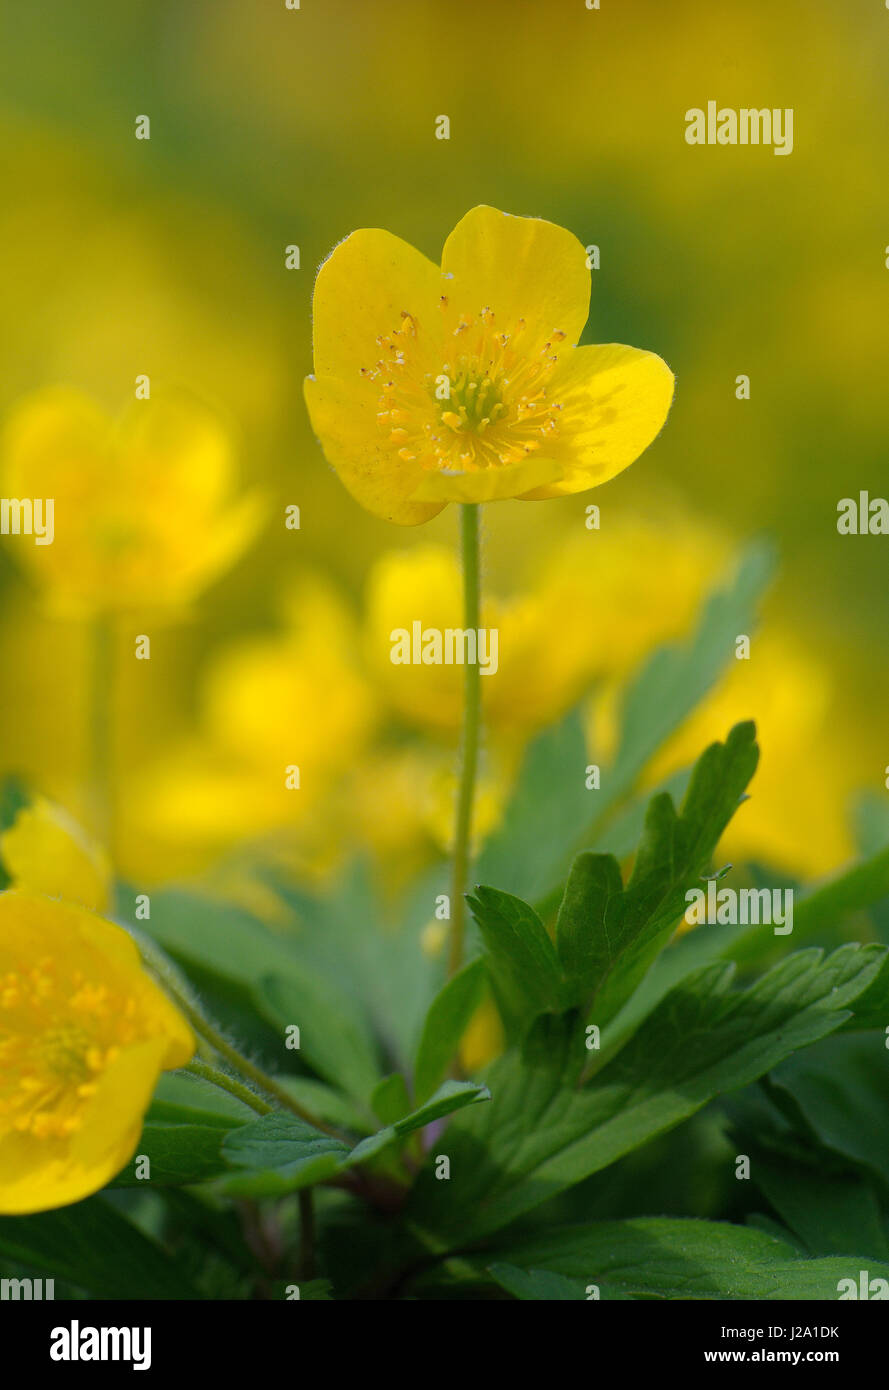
[372,1073,411,1126]
[752,1155,889,1260]
[140,880,433,1087]
[222,1114,351,1197]
[555,853,623,999]
[414,958,486,1104]
[113,1114,242,1187]
[141,889,305,989]
[221,1081,489,1197]
[601,542,773,820]
[594,767,692,862]
[350,1080,490,1165]
[0,1197,199,1299]
[467,724,758,1044]
[598,836,889,1066]
[467,887,567,1031]
[474,710,591,903]
[277,1076,374,1134]
[792,844,889,942]
[841,955,889,1031]
[854,792,889,859]
[487,1263,589,1300]
[151,1070,259,1121]
[555,721,758,1022]
[268,863,441,1069]
[257,968,383,1109]
[0,776,31,890]
[633,841,889,1024]
[111,1074,254,1187]
[487,1217,889,1300]
[407,944,885,1246]
[769,1033,889,1188]
[295,1279,334,1300]
[474,545,773,908]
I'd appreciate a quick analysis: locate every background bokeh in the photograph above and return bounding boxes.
[0,0,886,895]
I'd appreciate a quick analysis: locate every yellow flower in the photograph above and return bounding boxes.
[645,632,856,880]
[347,742,504,892]
[0,797,112,913]
[363,515,723,743]
[0,892,194,1213]
[124,576,376,881]
[346,747,445,892]
[305,205,674,523]
[459,995,506,1074]
[0,388,265,616]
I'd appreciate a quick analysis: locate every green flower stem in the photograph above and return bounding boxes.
[89,615,115,858]
[447,502,482,979]
[184,1060,272,1116]
[178,993,344,1138]
[133,929,344,1138]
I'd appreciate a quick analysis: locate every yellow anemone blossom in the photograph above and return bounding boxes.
[0,892,194,1213]
[364,516,724,742]
[0,388,265,616]
[122,576,376,882]
[0,797,112,913]
[304,205,674,523]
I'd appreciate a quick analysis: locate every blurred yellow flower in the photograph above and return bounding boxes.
[0,388,265,616]
[124,576,377,881]
[201,578,374,775]
[348,742,503,887]
[364,517,725,743]
[347,747,445,893]
[305,205,674,523]
[0,891,194,1213]
[645,632,856,879]
[0,797,111,913]
[459,995,506,1074]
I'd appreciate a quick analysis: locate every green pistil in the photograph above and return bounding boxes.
[445,370,507,431]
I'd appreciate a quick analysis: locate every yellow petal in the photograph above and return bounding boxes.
[0,893,194,1214]
[0,891,195,1068]
[169,487,267,603]
[0,1128,87,1215]
[440,205,590,353]
[0,1039,167,1214]
[519,342,675,498]
[311,227,443,383]
[411,453,563,503]
[0,388,261,613]
[69,1037,170,1179]
[1,387,110,500]
[0,798,111,913]
[116,394,236,508]
[305,374,444,525]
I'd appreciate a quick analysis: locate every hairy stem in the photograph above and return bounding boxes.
[184,1060,272,1116]
[447,502,482,978]
[134,930,344,1138]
